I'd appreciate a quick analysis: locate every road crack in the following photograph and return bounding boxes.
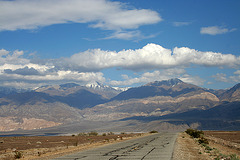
[106,137,159,160]
[141,147,156,160]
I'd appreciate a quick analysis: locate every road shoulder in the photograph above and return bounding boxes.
[172,132,211,160]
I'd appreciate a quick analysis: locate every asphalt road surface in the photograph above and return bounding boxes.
[52,132,177,160]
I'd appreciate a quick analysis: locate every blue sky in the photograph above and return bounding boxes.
[0,0,239,89]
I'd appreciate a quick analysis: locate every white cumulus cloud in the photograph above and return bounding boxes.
[64,43,174,71]
[61,43,240,71]
[172,21,192,27]
[0,49,105,89]
[1,44,239,88]
[173,47,239,67]
[0,0,161,39]
[200,26,236,35]
[212,72,240,83]
[234,70,240,75]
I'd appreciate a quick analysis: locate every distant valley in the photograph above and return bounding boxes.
[0,79,239,133]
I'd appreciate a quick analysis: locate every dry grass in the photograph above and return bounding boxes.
[0,133,144,160]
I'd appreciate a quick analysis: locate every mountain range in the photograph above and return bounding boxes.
[0,79,239,133]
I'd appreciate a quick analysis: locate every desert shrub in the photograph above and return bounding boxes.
[198,137,209,144]
[215,155,226,160]
[74,141,78,146]
[201,143,207,147]
[149,130,158,133]
[214,153,239,160]
[102,133,106,136]
[14,151,23,159]
[108,132,114,135]
[105,138,109,142]
[185,128,203,138]
[120,132,126,135]
[205,145,213,151]
[78,132,87,136]
[229,154,240,160]
[88,131,98,136]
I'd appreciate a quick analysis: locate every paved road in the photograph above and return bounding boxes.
[52,132,177,160]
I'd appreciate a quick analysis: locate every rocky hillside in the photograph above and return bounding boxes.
[0,79,239,132]
[218,83,240,102]
[0,92,84,131]
[0,92,84,122]
[121,101,240,131]
[82,79,220,121]
[0,82,120,131]
[111,78,205,100]
[36,82,121,99]
[0,86,26,98]
[35,82,121,109]
[85,81,122,99]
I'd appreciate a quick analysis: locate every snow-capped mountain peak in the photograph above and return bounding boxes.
[85,82,111,90]
[112,87,130,92]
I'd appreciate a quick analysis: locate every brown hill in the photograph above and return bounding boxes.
[219,83,240,102]
[0,92,84,131]
[0,79,239,132]
[111,78,206,101]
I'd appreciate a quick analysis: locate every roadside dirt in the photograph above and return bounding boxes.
[173,131,240,160]
[173,132,211,160]
[204,131,240,158]
[0,133,145,160]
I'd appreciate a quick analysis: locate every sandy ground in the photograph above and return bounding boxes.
[0,133,146,160]
[173,132,240,160]
[173,132,211,160]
